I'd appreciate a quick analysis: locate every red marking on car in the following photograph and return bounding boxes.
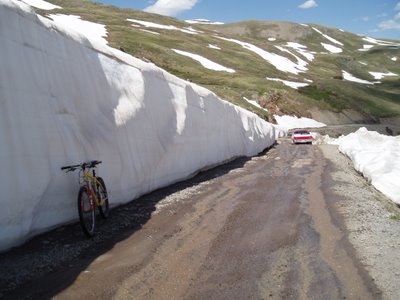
[291,129,313,144]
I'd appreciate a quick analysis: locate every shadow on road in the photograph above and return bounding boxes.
[0,150,271,299]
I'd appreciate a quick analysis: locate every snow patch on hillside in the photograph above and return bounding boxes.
[312,27,344,46]
[321,43,342,53]
[274,115,326,131]
[172,49,235,73]
[243,97,267,111]
[362,36,398,46]
[266,77,309,89]
[184,26,203,34]
[185,19,224,25]
[285,42,315,61]
[358,44,374,51]
[342,71,377,85]
[141,29,160,35]
[127,18,198,34]
[217,36,307,75]
[48,14,108,45]
[22,0,60,10]
[369,71,397,80]
[208,44,221,50]
[275,46,308,71]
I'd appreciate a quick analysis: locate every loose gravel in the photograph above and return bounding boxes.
[320,144,400,300]
[1,141,399,299]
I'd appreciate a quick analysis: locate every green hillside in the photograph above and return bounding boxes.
[35,0,400,123]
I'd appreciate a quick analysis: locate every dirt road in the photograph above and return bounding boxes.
[1,138,399,299]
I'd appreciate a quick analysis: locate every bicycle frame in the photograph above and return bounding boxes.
[79,168,104,207]
[61,160,109,237]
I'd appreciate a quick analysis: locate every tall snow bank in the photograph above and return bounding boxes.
[330,128,400,204]
[0,0,276,251]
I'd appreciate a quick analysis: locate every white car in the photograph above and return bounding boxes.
[291,129,313,144]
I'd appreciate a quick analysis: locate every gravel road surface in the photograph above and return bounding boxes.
[1,137,399,299]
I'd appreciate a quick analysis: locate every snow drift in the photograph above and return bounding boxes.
[0,0,276,251]
[274,115,326,131]
[330,128,400,205]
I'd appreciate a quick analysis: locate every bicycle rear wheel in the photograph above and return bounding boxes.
[96,177,109,219]
[77,186,96,237]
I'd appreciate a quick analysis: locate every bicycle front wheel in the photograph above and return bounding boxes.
[96,177,109,219]
[77,186,96,237]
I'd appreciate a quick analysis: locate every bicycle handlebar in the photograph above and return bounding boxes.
[61,160,102,172]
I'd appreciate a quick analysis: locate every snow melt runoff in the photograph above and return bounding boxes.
[0,0,277,251]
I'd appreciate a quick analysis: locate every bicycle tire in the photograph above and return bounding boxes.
[96,177,109,219]
[77,186,96,237]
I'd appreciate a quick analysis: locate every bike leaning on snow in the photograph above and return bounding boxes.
[61,160,109,237]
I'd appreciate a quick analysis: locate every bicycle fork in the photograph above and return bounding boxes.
[80,186,95,213]
[88,184,100,207]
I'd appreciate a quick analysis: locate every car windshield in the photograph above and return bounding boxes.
[294,130,310,135]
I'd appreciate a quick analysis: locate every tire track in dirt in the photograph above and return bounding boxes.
[113,179,243,299]
[0,139,386,299]
[306,146,374,300]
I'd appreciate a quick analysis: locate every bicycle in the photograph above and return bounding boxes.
[61,160,109,237]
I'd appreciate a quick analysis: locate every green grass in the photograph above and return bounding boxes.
[390,213,400,221]
[34,0,400,121]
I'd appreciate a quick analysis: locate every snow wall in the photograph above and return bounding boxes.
[331,128,400,205]
[0,1,277,251]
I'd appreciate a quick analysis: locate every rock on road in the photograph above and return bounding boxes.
[1,138,400,299]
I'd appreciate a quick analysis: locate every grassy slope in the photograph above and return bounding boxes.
[36,0,400,121]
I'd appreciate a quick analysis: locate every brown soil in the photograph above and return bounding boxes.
[1,138,398,299]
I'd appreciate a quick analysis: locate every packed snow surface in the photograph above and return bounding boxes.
[266,77,310,89]
[329,128,400,205]
[274,115,326,131]
[171,49,235,73]
[0,0,276,251]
